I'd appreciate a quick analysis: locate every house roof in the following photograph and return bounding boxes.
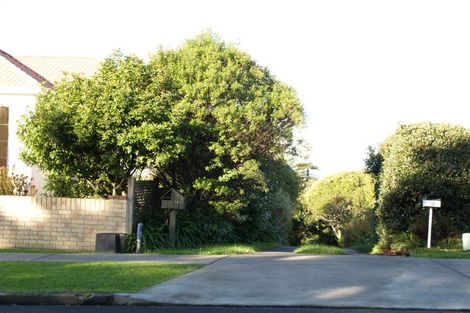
[16,56,99,85]
[0,50,48,88]
[0,50,99,90]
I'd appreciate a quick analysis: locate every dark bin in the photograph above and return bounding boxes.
[95,233,127,253]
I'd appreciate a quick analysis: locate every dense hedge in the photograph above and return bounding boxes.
[377,123,470,249]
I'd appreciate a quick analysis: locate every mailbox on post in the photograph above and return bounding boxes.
[161,188,186,210]
[161,188,186,247]
[423,197,441,249]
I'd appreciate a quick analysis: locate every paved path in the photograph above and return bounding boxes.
[127,252,470,310]
[0,253,224,264]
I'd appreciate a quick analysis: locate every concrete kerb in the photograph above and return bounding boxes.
[0,292,114,305]
[4,291,470,310]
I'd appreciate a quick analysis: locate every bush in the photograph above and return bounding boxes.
[0,167,34,196]
[44,172,97,197]
[301,171,376,247]
[126,208,239,252]
[0,167,13,195]
[376,123,470,251]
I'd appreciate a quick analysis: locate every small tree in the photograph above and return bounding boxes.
[302,171,375,245]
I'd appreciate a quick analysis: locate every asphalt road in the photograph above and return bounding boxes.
[0,307,466,313]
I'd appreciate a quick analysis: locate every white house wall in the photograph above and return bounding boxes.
[0,91,46,193]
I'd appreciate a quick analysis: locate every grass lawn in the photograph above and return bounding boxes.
[0,262,203,293]
[294,244,347,255]
[145,242,279,255]
[411,248,470,259]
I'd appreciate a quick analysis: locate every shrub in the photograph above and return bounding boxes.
[301,171,376,247]
[0,167,34,196]
[0,167,13,195]
[376,123,470,251]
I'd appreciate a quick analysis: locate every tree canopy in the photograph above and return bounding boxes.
[377,123,470,246]
[19,33,304,242]
[19,53,150,196]
[301,171,375,245]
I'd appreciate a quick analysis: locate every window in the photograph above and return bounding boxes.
[0,106,8,167]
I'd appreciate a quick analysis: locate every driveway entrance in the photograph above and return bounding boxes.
[131,252,470,310]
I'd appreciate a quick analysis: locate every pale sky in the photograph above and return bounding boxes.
[2,0,470,176]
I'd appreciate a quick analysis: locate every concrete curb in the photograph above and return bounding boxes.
[2,292,470,310]
[0,292,115,305]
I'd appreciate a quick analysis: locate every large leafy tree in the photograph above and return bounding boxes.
[377,123,470,246]
[301,171,376,245]
[19,53,152,196]
[141,33,304,219]
[19,33,304,241]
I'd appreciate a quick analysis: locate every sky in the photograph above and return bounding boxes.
[2,0,470,176]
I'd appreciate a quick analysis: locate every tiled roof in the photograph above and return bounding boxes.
[0,50,99,90]
[16,56,99,84]
[0,50,51,88]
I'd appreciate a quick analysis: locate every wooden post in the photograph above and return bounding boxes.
[169,209,176,247]
[126,177,135,234]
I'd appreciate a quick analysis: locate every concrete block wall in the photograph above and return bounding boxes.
[0,195,129,251]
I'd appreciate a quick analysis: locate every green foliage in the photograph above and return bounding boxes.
[294,244,347,255]
[290,204,338,246]
[364,145,383,177]
[411,248,470,259]
[144,33,304,229]
[19,52,151,197]
[0,167,33,196]
[139,33,303,243]
[0,167,13,195]
[141,243,278,255]
[301,171,376,246]
[435,236,463,250]
[44,172,97,197]
[235,159,302,242]
[376,123,470,251]
[19,33,304,243]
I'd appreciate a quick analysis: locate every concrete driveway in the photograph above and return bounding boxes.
[128,252,470,310]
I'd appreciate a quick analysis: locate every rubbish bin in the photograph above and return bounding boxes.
[96,233,127,253]
[463,233,470,251]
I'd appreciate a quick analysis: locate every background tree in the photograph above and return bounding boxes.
[375,123,470,251]
[137,33,304,241]
[301,171,375,246]
[364,145,383,177]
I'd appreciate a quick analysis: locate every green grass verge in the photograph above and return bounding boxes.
[145,242,279,255]
[0,262,203,293]
[294,244,347,255]
[411,248,470,259]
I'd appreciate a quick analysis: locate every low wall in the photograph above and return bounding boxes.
[0,196,129,251]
